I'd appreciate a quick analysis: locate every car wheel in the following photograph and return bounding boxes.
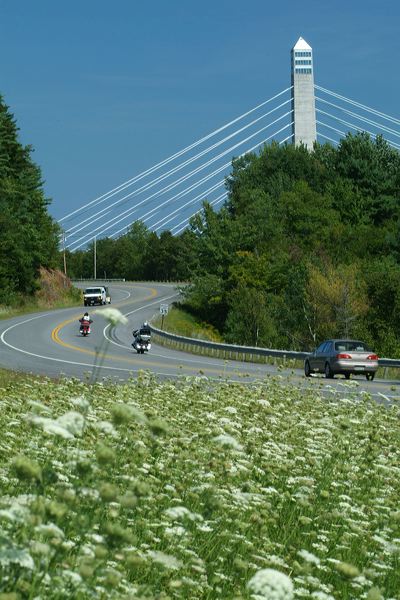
[304,361,312,377]
[366,372,375,381]
[344,373,351,380]
[324,362,334,379]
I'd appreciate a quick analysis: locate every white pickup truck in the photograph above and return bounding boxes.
[83,286,107,306]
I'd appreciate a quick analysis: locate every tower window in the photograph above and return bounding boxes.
[294,51,312,58]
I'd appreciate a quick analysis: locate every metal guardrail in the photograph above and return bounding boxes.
[150,325,308,363]
[378,358,400,368]
[71,278,126,282]
[150,325,400,368]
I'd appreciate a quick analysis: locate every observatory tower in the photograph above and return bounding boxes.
[291,37,316,149]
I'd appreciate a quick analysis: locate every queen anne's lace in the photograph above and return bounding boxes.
[98,307,128,325]
[247,568,294,600]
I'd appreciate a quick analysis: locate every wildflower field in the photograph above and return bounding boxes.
[0,373,399,599]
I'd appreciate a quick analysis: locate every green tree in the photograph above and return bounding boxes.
[224,284,277,347]
[0,95,59,300]
[303,262,368,344]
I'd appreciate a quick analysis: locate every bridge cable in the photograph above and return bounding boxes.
[315,96,400,139]
[63,98,293,237]
[67,112,293,248]
[70,121,293,248]
[315,85,400,126]
[170,132,294,236]
[59,86,293,225]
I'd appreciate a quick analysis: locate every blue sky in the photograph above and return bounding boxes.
[1,0,399,230]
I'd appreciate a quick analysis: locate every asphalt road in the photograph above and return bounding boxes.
[1,282,400,403]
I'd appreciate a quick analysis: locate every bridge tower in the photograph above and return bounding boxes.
[291,37,316,149]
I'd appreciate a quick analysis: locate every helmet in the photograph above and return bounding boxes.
[84,312,89,317]
[143,321,149,327]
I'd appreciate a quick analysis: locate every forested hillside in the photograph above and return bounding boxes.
[0,96,60,303]
[65,132,400,357]
[183,134,400,355]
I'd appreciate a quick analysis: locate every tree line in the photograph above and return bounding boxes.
[64,132,400,357]
[0,96,60,304]
[183,134,400,356]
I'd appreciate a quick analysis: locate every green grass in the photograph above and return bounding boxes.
[0,368,47,388]
[0,372,399,598]
[0,297,82,321]
[153,306,223,342]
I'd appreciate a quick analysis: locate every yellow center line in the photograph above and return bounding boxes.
[51,287,159,363]
[50,287,230,375]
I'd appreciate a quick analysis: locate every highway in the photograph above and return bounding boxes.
[1,282,399,403]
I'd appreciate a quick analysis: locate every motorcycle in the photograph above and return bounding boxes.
[79,318,92,336]
[132,325,151,354]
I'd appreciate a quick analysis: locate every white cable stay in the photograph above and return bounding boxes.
[71,122,293,249]
[155,127,295,234]
[66,110,293,247]
[158,190,227,235]
[316,109,400,151]
[150,181,225,232]
[63,98,293,236]
[134,127,293,237]
[316,120,347,138]
[315,85,400,127]
[171,192,228,236]
[66,110,293,246]
[317,132,339,146]
[86,122,293,244]
[58,86,293,226]
[170,132,294,236]
[68,161,232,250]
[315,96,400,139]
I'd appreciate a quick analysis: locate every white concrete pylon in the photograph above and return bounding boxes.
[291,37,317,149]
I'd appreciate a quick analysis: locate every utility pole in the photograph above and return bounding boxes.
[62,231,67,278]
[94,236,97,280]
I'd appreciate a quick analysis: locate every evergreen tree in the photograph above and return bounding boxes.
[0,95,59,301]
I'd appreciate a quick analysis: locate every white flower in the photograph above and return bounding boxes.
[164,526,186,537]
[298,549,321,565]
[62,569,83,585]
[57,411,85,437]
[147,550,183,570]
[30,411,85,439]
[0,547,35,570]
[247,568,294,600]
[98,307,128,325]
[165,506,203,522]
[94,420,118,437]
[212,434,243,451]
[70,396,90,411]
[30,415,74,439]
[35,523,65,539]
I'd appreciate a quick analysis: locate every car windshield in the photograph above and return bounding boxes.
[334,341,372,352]
[85,288,103,294]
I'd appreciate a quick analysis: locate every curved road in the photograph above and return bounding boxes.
[0,282,399,402]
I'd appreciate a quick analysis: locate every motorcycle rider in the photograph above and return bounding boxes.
[79,312,93,334]
[132,321,151,352]
[132,321,150,338]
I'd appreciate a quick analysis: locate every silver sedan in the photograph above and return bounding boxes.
[304,339,379,380]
